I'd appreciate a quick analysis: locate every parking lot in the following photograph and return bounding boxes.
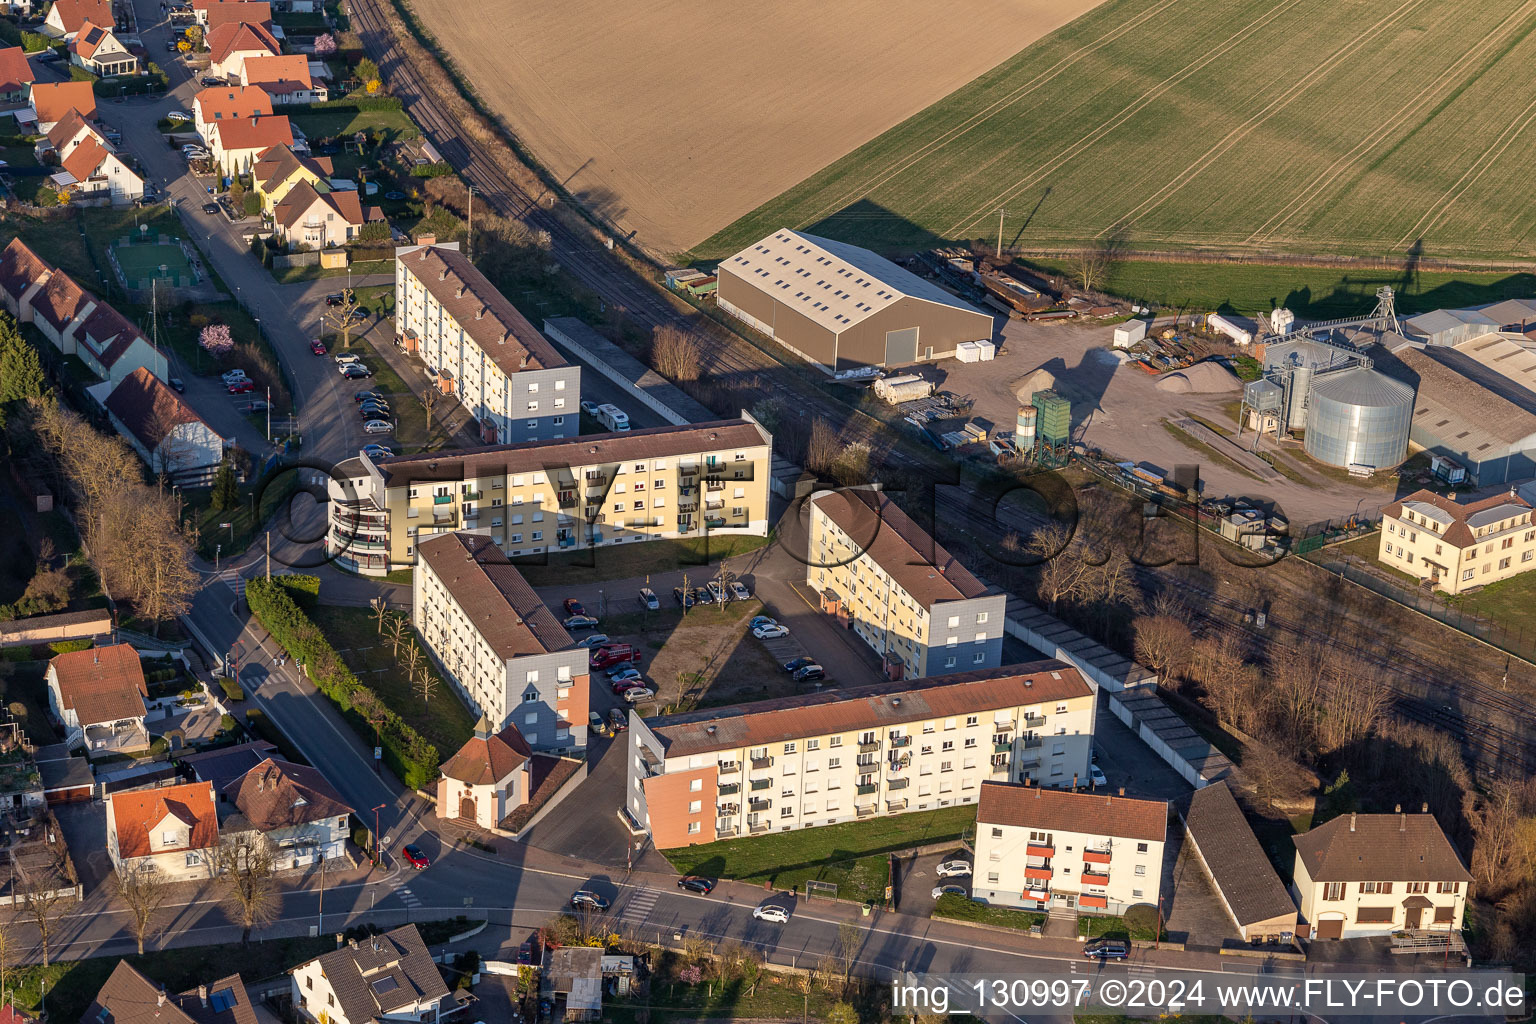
[894,848,974,917]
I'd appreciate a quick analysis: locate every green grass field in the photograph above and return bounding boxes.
[699,0,1536,263]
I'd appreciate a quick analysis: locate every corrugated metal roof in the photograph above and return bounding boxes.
[722,228,987,336]
[1308,365,1414,407]
[1453,334,1536,394]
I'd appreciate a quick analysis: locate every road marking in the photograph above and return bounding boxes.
[395,886,422,908]
[617,887,662,926]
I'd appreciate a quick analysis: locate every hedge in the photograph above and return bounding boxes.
[409,161,451,178]
[220,679,245,701]
[275,96,403,114]
[273,573,321,609]
[245,577,439,788]
[48,639,93,655]
[94,75,166,96]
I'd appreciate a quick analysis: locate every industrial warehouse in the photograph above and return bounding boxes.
[715,229,996,374]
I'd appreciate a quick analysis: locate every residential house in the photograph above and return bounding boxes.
[209,114,292,175]
[1181,781,1298,944]
[971,782,1168,915]
[179,739,279,791]
[806,487,1007,679]
[250,142,331,214]
[1378,487,1535,595]
[288,925,458,1024]
[104,366,224,483]
[0,237,51,321]
[43,643,150,758]
[325,417,771,574]
[40,108,107,163]
[25,266,94,353]
[206,21,280,82]
[42,0,113,38]
[57,134,144,203]
[70,298,165,386]
[84,962,257,1024]
[413,532,588,752]
[69,22,137,76]
[436,714,532,829]
[240,53,324,103]
[542,947,602,1023]
[272,179,370,248]
[1292,809,1472,940]
[193,84,272,144]
[395,242,583,444]
[0,46,35,104]
[205,0,271,31]
[628,661,1097,848]
[105,781,220,881]
[222,757,352,870]
[28,81,97,132]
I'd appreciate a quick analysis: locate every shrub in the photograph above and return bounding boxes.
[245,578,439,788]
[48,639,93,655]
[242,192,261,217]
[0,647,36,663]
[273,573,320,608]
[199,323,234,355]
[312,32,336,55]
[409,161,451,178]
[220,713,236,732]
[245,708,263,719]
[22,33,55,53]
[220,678,244,701]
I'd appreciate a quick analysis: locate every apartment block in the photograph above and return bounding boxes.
[326,418,772,575]
[395,242,580,444]
[806,488,1006,679]
[627,662,1096,848]
[971,782,1168,915]
[413,531,589,754]
[1378,488,1535,594]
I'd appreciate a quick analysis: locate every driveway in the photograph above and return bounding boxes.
[1092,704,1196,803]
[894,849,973,917]
[518,730,637,869]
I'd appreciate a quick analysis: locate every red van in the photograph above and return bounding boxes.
[590,645,641,670]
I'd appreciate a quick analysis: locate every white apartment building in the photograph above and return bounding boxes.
[1291,810,1472,940]
[627,662,1096,848]
[395,242,581,444]
[807,488,1007,679]
[971,782,1168,915]
[413,531,589,754]
[1378,487,1535,594]
[325,419,773,575]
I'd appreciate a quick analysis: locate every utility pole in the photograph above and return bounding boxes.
[317,854,326,934]
[996,208,1006,258]
[467,185,474,261]
[265,385,271,442]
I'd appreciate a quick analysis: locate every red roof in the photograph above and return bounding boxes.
[206,0,270,30]
[0,238,52,304]
[74,300,148,369]
[215,113,291,153]
[0,46,34,93]
[61,134,112,183]
[105,367,213,449]
[194,84,272,123]
[48,643,148,726]
[29,269,93,332]
[241,53,311,90]
[440,717,532,786]
[45,108,101,153]
[207,21,279,66]
[47,0,112,34]
[108,781,219,860]
[977,782,1168,843]
[70,22,112,59]
[30,81,97,125]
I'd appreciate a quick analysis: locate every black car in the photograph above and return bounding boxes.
[783,656,815,673]
[677,876,716,895]
[1082,939,1129,961]
[570,890,609,912]
[354,390,384,403]
[359,400,391,413]
[202,202,219,215]
[344,364,373,378]
[326,293,346,306]
[792,664,825,682]
[672,586,694,608]
[168,377,185,393]
[200,75,224,86]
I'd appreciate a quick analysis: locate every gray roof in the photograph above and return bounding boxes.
[1406,308,1499,338]
[1183,782,1297,928]
[1472,298,1536,327]
[416,532,573,660]
[1293,812,1471,883]
[291,926,448,1024]
[1307,366,1414,408]
[1387,347,1536,450]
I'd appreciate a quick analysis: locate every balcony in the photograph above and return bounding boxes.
[855,804,877,817]
[1024,866,1053,882]
[1022,736,1044,749]
[1027,843,1054,857]
[994,741,1013,754]
[462,508,480,521]
[1023,714,1047,728]
[748,798,771,813]
[718,782,739,796]
[750,755,773,770]
[856,783,878,796]
[889,735,912,748]
[432,511,457,525]
[717,802,739,815]
[887,777,909,791]
[1079,894,1109,910]
[886,799,908,812]
[1081,871,1110,886]
[750,778,771,792]
[749,821,770,835]
[888,753,911,770]
[718,761,740,774]
[705,499,725,511]
[858,740,880,754]
[433,494,453,505]
[1083,848,1112,865]
[462,490,482,501]
[716,819,737,836]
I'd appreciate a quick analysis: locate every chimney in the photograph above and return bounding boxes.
[1395,803,1402,813]
[1349,812,1357,832]
[416,232,436,247]
[337,933,345,948]
[157,994,165,1009]
[476,307,486,320]
[1118,787,1125,796]
[438,268,449,281]
[1421,802,1428,813]
[1400,812,1407,832]
[455,284,466,298]
[198,986,208,1008]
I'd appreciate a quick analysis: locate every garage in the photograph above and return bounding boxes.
[1315,917,1344,940]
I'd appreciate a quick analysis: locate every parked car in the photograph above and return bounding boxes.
[199,75,224,86]
[932,885,968,900]
[693,586,714,605]
[607,667,642,685]
[753,624,789,640]
[792,664,825,682]
[361,444,394,458]
[363,419,392,434]
[638,587,659,611]
[563,614,599,630]
[343,364,373,378]
[621,686,654,704]
[936,859,973,878]
[782,656,815,673]
[677,876,715,895]
[1083,939,1129,961]
[402,844,429,869]
[579,399,599,417]
[729,581,750,601]
[168,377,185,392]
[354,390,385,403]
[335,353,361,365]
[607,707,628,732]
[576,633,610,649]
[309,338,327,355]
[672,586,695,608]
[1090,762,1108,787]
[570,890,609,912]
[166,109,191,121]
[165,38,178,50]
[220,369,248,384]
[359,406,390,420]
[609,677,643,695]
[226,380,254,394]
[515,936,538,965]
[587,711,611,738]
[35,49,61,62]
[750,616,777,630]
[707,581,726,603]
[359,401,391,415]
[202,202,220,215]
[563,597,585,616]
[325,293,346,306]
[752,904,790,924]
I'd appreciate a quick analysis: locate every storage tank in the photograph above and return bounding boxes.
[873,374,933,404]
[1303,366,1414,470]
[1016,405,1037,450]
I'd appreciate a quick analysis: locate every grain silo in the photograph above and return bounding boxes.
[1303,366,1414,470]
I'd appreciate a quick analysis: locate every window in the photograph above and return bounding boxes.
[1360,881,1393,894]
[1323,882,1345,901]
[687,822,700,835]
[522,691,539,703]
[991,827,1003,838]
[689,779,702,792]
[829,736,842,747]
[828,757,841,769]
[162,830,178,845]
[1437,881,1460,894]
[783,742,797,753]
[1406,881,1429,894]
[1136,842,1148,853]
[987,872,999,884]
[524,713,538,725]
[807,738,820,750]
[1134,864,1146,876]
[688,800,701,813]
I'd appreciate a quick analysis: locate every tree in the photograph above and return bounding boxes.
[0,897,19,1007]
[17,847,74,968]
[413,662,438,705]
[826,1002,859,1024]
[651,324,701,382]
[384,612,409,658]
[356,57,380,87]
[208,832,277,942]
[199,323,234,356]
[370,595,389,634]
[1132,613,1192,690]
[835,921,862,992]
[1027,523,1092,612]
[113,860,169,955]
[312,32,336,56]
[324,292,366,350]
[184,24,202,47]
[0,314,46,407]
[210,458,239,512]
[422,384,438,433]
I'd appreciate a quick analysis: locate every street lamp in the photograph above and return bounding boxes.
[371,803,386,866]
[214,542,221,570]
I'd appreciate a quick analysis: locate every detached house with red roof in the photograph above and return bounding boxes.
[43,0,113,38]
[69,21,137,76]
[104,366,224,483]
[240,53,324,104]
[273,179,375,248]
[1378,487,1536,594]
[206,20,280,82]
[223,757,352,870]
[209,113,292,175]
[437,714,532,829]
[193,83,271,144]
[0,237,52,321]
[27,80,97,132]
[44,643,150,758]
[105,780,219,881]
[0,46,35,104]
[55,131,144,203]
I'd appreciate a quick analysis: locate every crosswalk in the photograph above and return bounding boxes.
[617,887,662,926]
[395,886,422,909]
[214,568,246,598]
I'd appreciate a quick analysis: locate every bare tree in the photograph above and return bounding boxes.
[650,325,701,382]
[422,385,439,434]
[324,293,367,350]
[1027,523,1092,612]
[402,642,424,689]
[370,595,389,635]
[384,613,410,658]
[1071,223,1130,294]
[113,860,169,955]
[1132,614,1192,689]
[413,662,438,706]
[1471,781,1535,888]
[835,921,862,993]
[806,417,840,478]
[0,902,18,1008]
[17,850,74,968]
[208,832,278,942]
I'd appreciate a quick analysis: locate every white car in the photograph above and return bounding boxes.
[1090,762,1107,787]
[220,369,248,384]
[575,633,610,649]
[334,353,361,365]
[752,904,790,924]
[935,859,972,878]
[638,587,659,611]
[729,581,750,601]
[753,624,789,640]
[621,686,655,704]
[579,399,599,416]
[182,147,209,159]
[707,580,726,603]
[363,419,392,434]
[167,110,192,121]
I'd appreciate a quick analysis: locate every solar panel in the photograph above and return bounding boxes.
[210,990,236,1013]
[370,977,399,996]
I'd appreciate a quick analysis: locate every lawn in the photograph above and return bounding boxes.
[1078,910,1166,942]
[933,892,1045,931]
[698,0,1536,263]
[273,258,393,283]
[309,604,476,756]
[181,469,299,561]
[289,107,418,141]
[1445,568,1536,649]
[510,534,770,587]
[0,660,61,744]
[664,804,977,904]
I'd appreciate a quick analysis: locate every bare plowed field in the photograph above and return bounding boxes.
[701,0,1536,262]
[410,0,1109,256]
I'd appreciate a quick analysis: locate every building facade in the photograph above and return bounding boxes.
[1292,810,1472,940]
[1378,488,1535,594]
[628,662,1096,848]
[971,782,1168,915]
[103,366,225,484]
[44,643,150,757]
[413,532,589,754]
[395,242,580,444]
[807,488,1007,678]
[105,781,220,882]
[435,714,532,829]
[326,418,773,574]
[289,926,455,1024]
[222,757,352,871]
